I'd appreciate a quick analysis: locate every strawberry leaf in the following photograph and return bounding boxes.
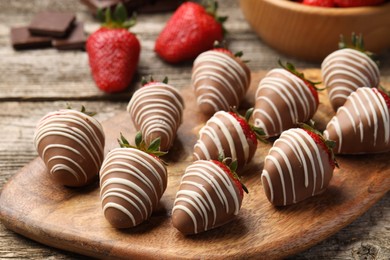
[100,3,136,29]
[105,6,112,24]
[148,137,161,152]
[229,160,238,173]
[118,132,167,158]
[245,107,254,122]
[96,8,105,23]
[135,131,142,147]
[122,13,137,28]
[217,152,225,162]
[114,3,127,24]
[234,51,243,58]
[162,76,169,84]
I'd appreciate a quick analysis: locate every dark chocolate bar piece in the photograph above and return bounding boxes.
[137,0,184,13]
[28,11,76,37]
[79,0,121,14]
[10,27,52,50]
[80,0,182,14]
[52,22,86,50]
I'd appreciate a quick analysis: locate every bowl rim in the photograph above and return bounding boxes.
[259,0,390,15]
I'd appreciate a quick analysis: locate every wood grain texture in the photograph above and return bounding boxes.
[0,71,389,259]
[0,0,389,259]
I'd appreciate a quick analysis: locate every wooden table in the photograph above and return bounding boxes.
[0,0,389,259]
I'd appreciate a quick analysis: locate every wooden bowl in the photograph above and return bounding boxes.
[239,0,390,62]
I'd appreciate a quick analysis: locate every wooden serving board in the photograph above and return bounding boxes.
[0,70,389,259]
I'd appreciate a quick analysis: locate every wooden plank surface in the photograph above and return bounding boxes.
[0,0,389,259]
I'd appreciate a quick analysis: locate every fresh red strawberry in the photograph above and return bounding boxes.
[86,4,141,93]
[100,132,167,228]
[154,1,226,63]
[302,0,335,7]
[172,158,246,234]
[334,0,385,7]
[193,108,266,169]
[253,61,320,137]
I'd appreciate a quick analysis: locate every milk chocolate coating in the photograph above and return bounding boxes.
[172,160,242,235]
[324,87,390,154]
[192,50,251,116]
[127,82,184,151]
[321,48,380,111]
[100,147,167,229]
[193,111,257,169]
[253,68,318,138]
[34,109,105,187]
[261,128,334,206]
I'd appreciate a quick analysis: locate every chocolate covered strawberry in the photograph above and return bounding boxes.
[34,106,105,187]
[262,124,337,206]
[192,47,251,116]
[86,4,141,93]
[321,34,380,111]
[324,87,390,154]
[100,133,167,229]
[127,77,184,151]
[172,158,247,234]
[154,1,226,63]
[193,108,265,169]
[253,61,320,138]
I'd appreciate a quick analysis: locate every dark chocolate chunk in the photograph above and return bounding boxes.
[80,0,182,14]
[137,0,184,13]
[52,22,86,50]
[10,27,52,50]
[28,11,76,37]
[79,0,122,14]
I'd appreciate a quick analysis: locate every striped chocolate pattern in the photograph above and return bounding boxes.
[324,87,390,154]
[261,128,334,206]
[192,50,251,115]
[34,109,105,187]
[172,160,242,234]
[127,82,184,151]
[321,48,380,111]
[253,68,318,137]
[100,147,167,228]
[193,111,256,169]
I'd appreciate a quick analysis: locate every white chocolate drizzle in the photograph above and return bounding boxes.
[321,48,380,111]
[193,111,251,165]
[324,87,390,154]
[192,50,250,113]
[261,128,329,206]
[253,68,317,137]
[127,82,184,151]
[100,147,167,227]
[33,109,104,186]
[172,160,242,234]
